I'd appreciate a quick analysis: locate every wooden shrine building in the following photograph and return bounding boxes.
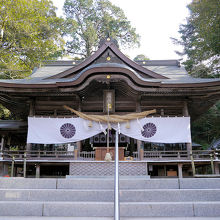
[0,38,220,178]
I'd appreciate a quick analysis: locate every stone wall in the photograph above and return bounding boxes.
[69,161,148,176]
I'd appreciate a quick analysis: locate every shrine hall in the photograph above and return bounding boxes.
[0,38,220,178]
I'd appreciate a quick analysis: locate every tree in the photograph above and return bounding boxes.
[172,0,220,147]
[0,0,65,79]
[63,0,140,58]
[192,101,220,148]
[134,54,150,61]
[172,0,220,77]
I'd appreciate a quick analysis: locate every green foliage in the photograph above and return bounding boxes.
[134,54,150,61]
[172,0,220,147]
[63,0,140,58]
[0,0,65,79]
[9,146,19,151]
[172,0,220,76]
[192,101,220,148]
[0,104,11,119]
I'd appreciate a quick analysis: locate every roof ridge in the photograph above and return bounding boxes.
[45,39,168,80]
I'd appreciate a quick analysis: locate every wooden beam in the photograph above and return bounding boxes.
[35,101,78,106]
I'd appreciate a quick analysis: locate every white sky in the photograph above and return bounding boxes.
[52,0,192,60]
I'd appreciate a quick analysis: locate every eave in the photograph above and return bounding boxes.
[0,71,220,91]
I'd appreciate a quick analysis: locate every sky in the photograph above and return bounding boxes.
[52,0,192,60]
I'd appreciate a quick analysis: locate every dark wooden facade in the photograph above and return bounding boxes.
[0,39,219,120]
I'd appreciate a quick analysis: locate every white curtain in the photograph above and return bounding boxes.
[112,117,191,143]
[27,117,107,144]
[27,116,191,144]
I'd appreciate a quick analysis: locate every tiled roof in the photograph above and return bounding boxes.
[0,60,219,85]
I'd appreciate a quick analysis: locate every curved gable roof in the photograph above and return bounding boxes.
[46,39,168,80]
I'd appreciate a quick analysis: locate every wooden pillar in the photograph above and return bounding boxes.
[0,163,8,177]
[0,135,5,152]
[23,152,26,178]
[7,135,11,146]
[164,165,167,176]
[54,109,57,117]
[0,136,4,160]
[74,149,78,160]
[11,156,15,177]
[29,99,35,116]
[140,148,144,160]
[136,96,143,160]
[26,144,32,151]
[76,141,82,152]
[160,108,164,116]
[36,164,40,178]
[214,162,220,175]
[145,162,148,176]
[76,98,82,155]
[0,163,3,176]
[27,99,35,152]
[3,163,8,176]
[183,102,192,157]
[178,163,183,178]
[130,138,135,156]
[137,140,142,160]
[190,151,196,176]
[186,144,192,157]
[210,154,215,174]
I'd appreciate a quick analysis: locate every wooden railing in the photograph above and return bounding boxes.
[1,150,96,161]
[1,149,220,161]
[133,150,220,160]
[79,151,95,160]
[1,150,76,160]
[143,150,188,159]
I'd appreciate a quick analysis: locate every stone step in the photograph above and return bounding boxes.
[0,189,113,202]
[1,217,220,220]
[0,178,56,189]
[0,189,220,202]
[0,201,220,217]
[179,178,220,189]
[1,178,220,190]
[0,178,179,189]
[57,178,179,189]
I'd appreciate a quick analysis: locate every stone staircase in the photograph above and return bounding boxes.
[0,177,220,217]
